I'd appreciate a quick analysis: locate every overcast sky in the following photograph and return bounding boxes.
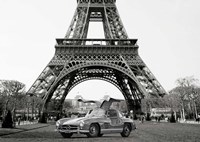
[0,0,200,100]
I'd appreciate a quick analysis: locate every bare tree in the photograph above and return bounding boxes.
[163,93,181,112]
[0,95,3,118]
[0,80,26,123]
[172,76,200,120]
[195,88,200,116]
[141,97,167,113]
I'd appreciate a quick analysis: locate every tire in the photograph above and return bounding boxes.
[121,123,131,137]
[60,132,73,138]
[87,123,99,137]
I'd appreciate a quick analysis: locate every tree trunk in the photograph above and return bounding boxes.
[27,102,29,121]
[180,106,183,120]
[39,102,48,123]
[193,101,198,119]
[174,111,177,121]
[3,99,9,119]
[32,99,34,119]
[12,107,16,128]
[182,108,185,120]
[182,102,185,120]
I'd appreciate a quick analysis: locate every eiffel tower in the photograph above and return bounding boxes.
[27,0,167,122]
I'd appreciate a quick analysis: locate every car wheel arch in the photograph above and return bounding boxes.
[91,122,101,134]
[121,123,132,137]
[124,122,132,131]
[87,123,101,137]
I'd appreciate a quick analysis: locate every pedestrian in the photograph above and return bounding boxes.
[141,115,145,123]
[197,114,200,123]
[158,117,161,122]
[18,117,21,126]
[130,110,133,120]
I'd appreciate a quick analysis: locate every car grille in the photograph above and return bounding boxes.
[59,125,78,130]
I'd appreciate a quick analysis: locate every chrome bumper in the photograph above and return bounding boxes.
[55,128,89,134]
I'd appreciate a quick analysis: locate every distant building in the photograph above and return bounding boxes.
[65,96,98,114]
[111,101,127,112]
[65,96,126,114]
[150,108,172,117]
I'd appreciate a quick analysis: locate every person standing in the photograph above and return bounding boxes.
[197,114,200,123]
[18,117,21,126]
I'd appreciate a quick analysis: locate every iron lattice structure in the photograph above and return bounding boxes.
[28,0,167,118]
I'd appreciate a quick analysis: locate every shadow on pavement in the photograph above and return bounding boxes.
[0,123,51,137]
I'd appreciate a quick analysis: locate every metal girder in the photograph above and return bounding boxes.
[104,7,128,39]
[65,0,127,39]
[129,63,167,98]
[65,6,90,38]
[44,66,143,112]
[28,39,167,115]
[27,0,167,122]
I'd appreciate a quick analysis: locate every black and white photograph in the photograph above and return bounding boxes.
[0,0,200,142]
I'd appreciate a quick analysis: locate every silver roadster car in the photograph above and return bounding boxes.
[55,98,136,138]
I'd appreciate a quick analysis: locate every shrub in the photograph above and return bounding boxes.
[146,113,151,121]
[2,110,14,128]
[38,112,47,123]
[170,112,176,123]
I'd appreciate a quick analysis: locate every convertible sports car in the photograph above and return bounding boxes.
[55,98,136,138]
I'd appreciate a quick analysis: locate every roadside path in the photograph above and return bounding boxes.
[0,122,51,137]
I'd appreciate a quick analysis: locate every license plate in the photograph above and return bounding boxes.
[64,130,71,133]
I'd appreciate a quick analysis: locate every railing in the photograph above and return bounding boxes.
[77,0,116,4]
[56,38,138,46]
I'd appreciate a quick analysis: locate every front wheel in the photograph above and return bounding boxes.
[87,123,99,137]
[60,132,73,138]
[121,124,131,137]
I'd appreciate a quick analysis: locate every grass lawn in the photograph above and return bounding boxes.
[134,121,200,142]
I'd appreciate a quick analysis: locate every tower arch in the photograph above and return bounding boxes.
[44,65,144,113]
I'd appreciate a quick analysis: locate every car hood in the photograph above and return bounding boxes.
[62,117,86,125]
[60,116,104,125]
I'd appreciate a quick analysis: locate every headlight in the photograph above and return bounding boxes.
[79,121,85,127]
[56,120,60,127]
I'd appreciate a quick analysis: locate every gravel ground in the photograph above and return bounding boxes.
[0,121,200,142]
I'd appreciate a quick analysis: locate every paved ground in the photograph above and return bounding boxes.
[0,121,200,142]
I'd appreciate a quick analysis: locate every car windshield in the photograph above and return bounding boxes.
[85,108,106,118]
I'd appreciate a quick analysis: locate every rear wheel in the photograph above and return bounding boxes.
[121,123,131,137]
[60,132,73,138]
[87,123,99,137]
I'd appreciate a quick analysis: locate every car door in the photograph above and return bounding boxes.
[106,109,123,132]
[100,98,122,110]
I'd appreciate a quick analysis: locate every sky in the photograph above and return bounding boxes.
[0,0,200,100]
